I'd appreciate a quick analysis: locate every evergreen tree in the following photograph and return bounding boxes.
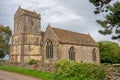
[90,0,120,40]
[89,0,112,14]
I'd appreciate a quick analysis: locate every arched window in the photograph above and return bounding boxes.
[92,48,97,61]
[46,40,53,59]
[69,47,75,60]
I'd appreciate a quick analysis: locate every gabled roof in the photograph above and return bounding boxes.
[50,27,98,46]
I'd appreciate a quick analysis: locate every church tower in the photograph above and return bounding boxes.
[10,6,41,62]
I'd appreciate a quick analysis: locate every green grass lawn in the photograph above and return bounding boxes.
[0,64,107,80]
[0,65,53,80]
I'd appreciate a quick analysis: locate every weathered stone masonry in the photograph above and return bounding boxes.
[10,7,41,62]
[43,26,100,64]
[10,7,100,64]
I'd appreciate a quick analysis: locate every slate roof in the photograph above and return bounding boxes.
[52,27,98,46]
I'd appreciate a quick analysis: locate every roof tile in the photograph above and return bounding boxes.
[52,27,97,46]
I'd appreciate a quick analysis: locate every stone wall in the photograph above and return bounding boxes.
[23,15,40,35]
[14,7,41,35]
[10,7,41,63]
[59,44,100,64]
[42,26,100,64]
[10,34,41,62]
[43,26,59,63]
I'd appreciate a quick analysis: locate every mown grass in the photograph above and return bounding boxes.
[0,65,53,80]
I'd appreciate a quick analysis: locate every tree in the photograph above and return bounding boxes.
[0,25,12,58]
[98,41,120,63]
[90,0,120,40]
[89,0,112,14]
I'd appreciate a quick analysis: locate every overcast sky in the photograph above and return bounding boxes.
[0,0,119,42]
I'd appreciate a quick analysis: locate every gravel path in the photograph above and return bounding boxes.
[0,70,41,80]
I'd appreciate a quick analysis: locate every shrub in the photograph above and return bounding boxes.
[28,59,40,65]
[98,41,120,63]
[54,60,106,80]
[28,59,35,65]
[0,50,5,58]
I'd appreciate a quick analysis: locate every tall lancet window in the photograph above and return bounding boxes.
[69,47,75,60]
[46,40,53,59]
[92,48,97,61]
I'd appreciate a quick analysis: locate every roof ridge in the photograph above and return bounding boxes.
[52,27,89,36]
[50,26,97,46]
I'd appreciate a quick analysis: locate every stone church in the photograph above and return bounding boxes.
[10,7,100,64]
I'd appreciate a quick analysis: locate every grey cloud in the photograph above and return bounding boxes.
[0,0,117,43]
